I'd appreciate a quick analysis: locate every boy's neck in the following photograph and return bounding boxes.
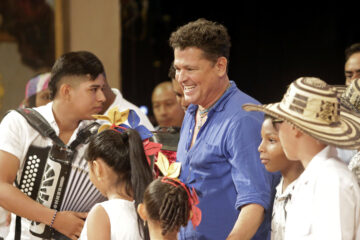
[281,162,304,192]
[52,100,81,132]
[297,136,327,168]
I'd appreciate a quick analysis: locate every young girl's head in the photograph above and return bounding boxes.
[258,114,296,173]
[137,177,192,239]
[85,128,153,239]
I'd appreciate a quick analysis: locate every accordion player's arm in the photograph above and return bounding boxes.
[0,150,55,226]
[0,150,86,240]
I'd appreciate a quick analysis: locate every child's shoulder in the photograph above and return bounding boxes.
[317,157,358,188]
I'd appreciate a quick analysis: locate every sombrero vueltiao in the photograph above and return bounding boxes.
[340,78,360,114]
[242,77,360,150]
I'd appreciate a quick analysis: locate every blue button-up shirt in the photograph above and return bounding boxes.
[177,81,279,240]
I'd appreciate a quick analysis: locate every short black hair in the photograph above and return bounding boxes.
[49,51,105,99]
[345,43,360,62]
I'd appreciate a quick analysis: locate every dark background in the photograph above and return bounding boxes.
[121,1,360,118]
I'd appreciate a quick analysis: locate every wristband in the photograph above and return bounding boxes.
[49,210,58,228]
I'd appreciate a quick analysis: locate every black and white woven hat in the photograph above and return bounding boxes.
[242,77,360,150]
[341,78,360,114]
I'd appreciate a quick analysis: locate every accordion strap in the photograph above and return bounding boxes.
[15,108,66,148]
[12,108,99,239]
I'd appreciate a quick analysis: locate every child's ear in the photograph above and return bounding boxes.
[137,203,148,221]
[92,160,103,180]
[293,127,303,138]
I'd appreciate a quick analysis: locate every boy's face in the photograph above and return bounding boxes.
[68,74,106,120]
[258,118,291,172]
[278,121,299,161]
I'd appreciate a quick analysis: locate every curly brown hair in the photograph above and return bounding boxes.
[169,18,231,65]
[143,178,191,236]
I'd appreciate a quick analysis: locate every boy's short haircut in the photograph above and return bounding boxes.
[49,51,105,100]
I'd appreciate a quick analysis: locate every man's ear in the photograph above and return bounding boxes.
[215,57,227,77]
[137,203,148,221]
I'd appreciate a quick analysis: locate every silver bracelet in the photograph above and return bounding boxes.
[49,210,58,228]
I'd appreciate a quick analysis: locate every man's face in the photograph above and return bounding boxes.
[345,52,360,86]
[68,74,106,120]
[152,86,184,127]
[174,47,222,108]
[172,78,189,111]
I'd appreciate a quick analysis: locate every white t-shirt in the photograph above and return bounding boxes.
[80,199,143,240]
[271,177,297,240]
[0,102,105,240]
[0,207,9,238]
[107,88,154,131]
[284,146,360,240]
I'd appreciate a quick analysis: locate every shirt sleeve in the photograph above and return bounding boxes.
[225,113,274,212]
[0,110,28,162]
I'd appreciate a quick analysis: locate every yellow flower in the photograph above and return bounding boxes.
[92,106,129,132]
[155,152,181,178]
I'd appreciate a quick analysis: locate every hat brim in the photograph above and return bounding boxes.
[243,103,360,150]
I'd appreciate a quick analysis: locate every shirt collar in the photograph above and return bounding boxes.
[37,101,93,135]
[105,88,122,115]
[187,80,236,115]
[276,177,298,200]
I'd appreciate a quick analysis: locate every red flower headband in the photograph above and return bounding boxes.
[161,177,202,229]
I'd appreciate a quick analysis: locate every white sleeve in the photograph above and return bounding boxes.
[0,110,29,162]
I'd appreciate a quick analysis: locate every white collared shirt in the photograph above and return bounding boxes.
[106,88,154,131]
[271,177,298,240]
[0,102,105,240]
[284,146,360,240]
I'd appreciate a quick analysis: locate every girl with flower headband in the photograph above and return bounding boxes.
[79,128,153,240]
[137,177,201,240]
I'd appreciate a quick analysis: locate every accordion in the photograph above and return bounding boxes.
[16,122,104,239]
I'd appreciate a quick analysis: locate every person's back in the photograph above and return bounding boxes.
[138,177,199,240]
[80,109,154,240]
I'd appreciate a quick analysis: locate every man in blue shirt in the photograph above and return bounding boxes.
[169,18,278,239]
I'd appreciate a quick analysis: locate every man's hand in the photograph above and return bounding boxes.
[52,211,87,240]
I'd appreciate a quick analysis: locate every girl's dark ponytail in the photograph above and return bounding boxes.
[86,128,153,240]
[127,129,153,240]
